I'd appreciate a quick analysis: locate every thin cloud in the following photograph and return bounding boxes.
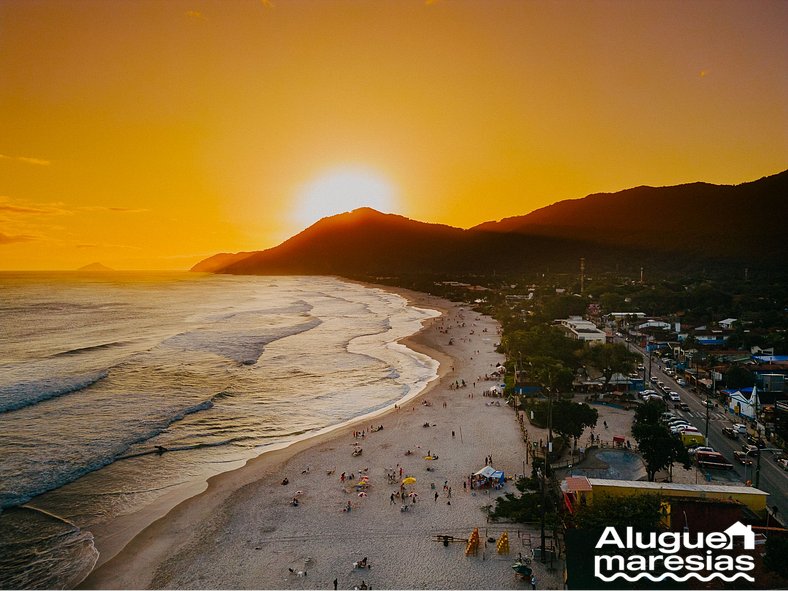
[0,198,70,216]
[0,154,51,166]
[0,204,54,214]
[80,206,149,213]
[0,231,36,244]
[75,242,142,250]
[186,10,207,20]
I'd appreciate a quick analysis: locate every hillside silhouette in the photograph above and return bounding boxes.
[193,171,787,277]
[473,171,787,261]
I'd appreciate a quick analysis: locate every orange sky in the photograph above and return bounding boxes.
[1,0,786,270]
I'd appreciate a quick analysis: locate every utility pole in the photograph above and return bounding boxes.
[705,397,710,440]
[754,388,761,488]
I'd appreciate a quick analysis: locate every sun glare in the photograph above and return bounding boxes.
[293,168,397,228]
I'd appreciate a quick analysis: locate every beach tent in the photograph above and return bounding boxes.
[474,465,505,483]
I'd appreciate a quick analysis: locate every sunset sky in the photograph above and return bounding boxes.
[1,0,786,270]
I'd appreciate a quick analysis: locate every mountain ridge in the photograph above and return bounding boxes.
[193,170,788,276]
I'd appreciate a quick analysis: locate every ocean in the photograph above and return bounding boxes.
[0,272,440,589]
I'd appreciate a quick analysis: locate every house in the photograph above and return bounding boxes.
[719,318,738,330]
[724,386,759,419]
[554,317,607,345]
[636,319,671,331]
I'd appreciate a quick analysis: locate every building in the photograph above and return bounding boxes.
[555,317,607,345]
[561,476,769,516]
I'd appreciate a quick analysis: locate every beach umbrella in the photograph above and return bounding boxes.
[402,477,417,485]
[408,492,418,498]
[423,456,436,460]
[357,492,368,497]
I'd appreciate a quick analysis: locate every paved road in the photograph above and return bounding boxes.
[623,339,788,525]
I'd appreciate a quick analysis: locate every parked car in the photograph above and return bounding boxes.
[722,426,739,439]
[680,431,705,447]
[667,419,690,426]
[677,379,687,387]
[689,446,715,457]
[696,451,733,470]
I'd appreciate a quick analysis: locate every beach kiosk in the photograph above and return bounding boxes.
[473,465,505,489]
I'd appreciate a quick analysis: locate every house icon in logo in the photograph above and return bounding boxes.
[724,521,756,550]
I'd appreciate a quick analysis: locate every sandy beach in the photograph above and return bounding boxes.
[80,286,559,590]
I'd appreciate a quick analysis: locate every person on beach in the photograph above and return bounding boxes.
[434,491,439,502]
[530,574,537,589]
[390,493,395,505]
[334,578,338,590]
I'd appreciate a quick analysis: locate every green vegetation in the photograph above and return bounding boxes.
[490,475,558,526]
[581,343,640,389]
[631,400,691,482]
[551,400,598,454]
[572,493,663,530]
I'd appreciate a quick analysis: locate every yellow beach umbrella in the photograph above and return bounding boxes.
[402,477,417,485]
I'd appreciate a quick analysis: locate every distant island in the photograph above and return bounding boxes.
[193,170,787,277]
[77,262,115,272]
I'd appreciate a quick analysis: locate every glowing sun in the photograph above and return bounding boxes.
[293,167,397,227]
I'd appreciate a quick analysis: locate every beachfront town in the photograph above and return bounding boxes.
[364,269,788,589]
[62,269,788,591]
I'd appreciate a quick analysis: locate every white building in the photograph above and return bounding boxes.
[719,318,738,330]
[555,317,607,345]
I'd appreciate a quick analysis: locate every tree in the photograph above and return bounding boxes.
[725,365,755,389]
[632,399,690,482]
[490,478,556,525]
[583,343,640,389]
[551,400,598,459]
[633,399,665,426]
[527,356,575,393]
[573,493,662,530]
[632,423,691,482]
[501,325,584,370]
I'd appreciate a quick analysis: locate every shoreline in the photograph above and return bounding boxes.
[80,281,554,590]
[79,283,457,589]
